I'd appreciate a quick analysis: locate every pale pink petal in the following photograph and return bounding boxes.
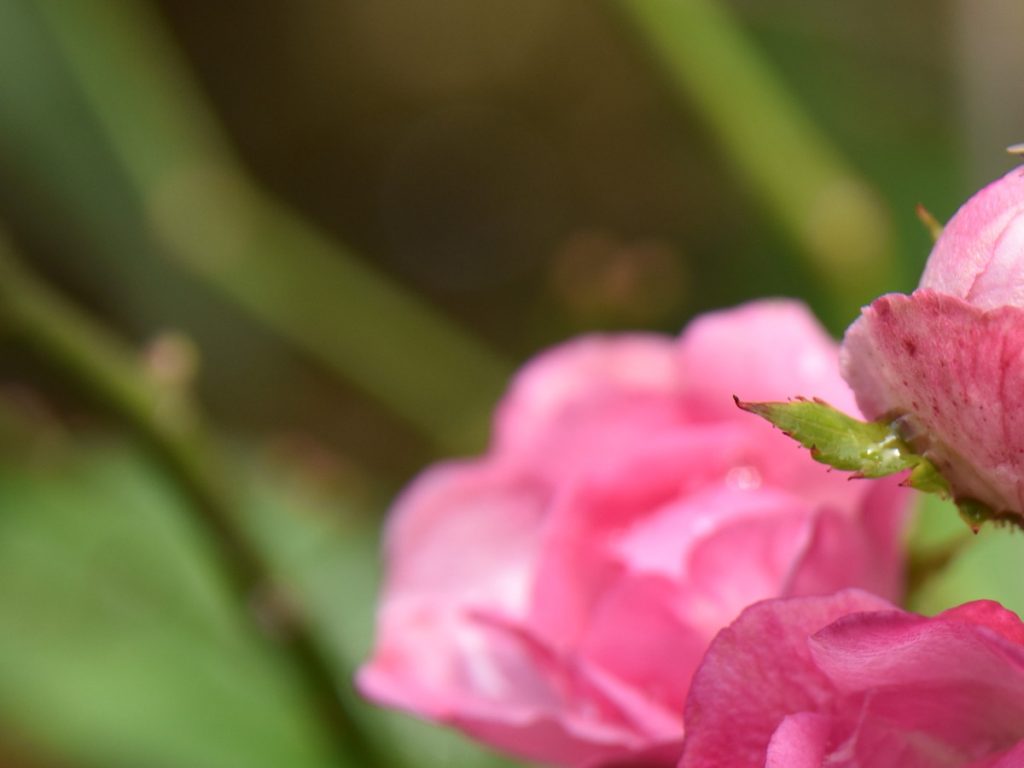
[921,166,1024,302]
[577,572,707,720]
[962,212,1024,309]
[678,590,894,768]
[677,491,818,635]
[358,460,548,718]
[447,613,681,767]
[493,334,684,478]
[785,478,909,604]
[527,429,757,649]
[381,460,545,609]
[678,299,858,419]
[841,291,1024,515]
[679,299,875,509]
[765,712,833,768]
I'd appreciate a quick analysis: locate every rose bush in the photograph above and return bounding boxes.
[358,300,910,767]
[679,589,1024,768]
[842,166,1024,520]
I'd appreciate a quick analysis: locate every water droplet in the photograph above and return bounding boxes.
[726,466,762,491]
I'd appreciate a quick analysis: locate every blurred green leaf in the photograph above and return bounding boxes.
[0,441,517,768]
[907,493,1024,618]
[237,455,519,768]
[28,0,511,452]
[0,448,334,768]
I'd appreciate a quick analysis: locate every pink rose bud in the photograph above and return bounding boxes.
[358,301,910,767]
[679,589,1024,768]
[842,166,1024,522]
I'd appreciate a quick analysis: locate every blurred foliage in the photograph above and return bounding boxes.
[908,493,1024,620]
[0,0,1021,765]
[0,414,514,768]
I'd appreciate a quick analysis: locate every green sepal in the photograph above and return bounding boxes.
[736,396,951,489]
[905,457,949,495]
[734,397,1024,534]
[735,397,920,477]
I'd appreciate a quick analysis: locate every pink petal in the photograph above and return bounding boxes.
[921,166,1024,304]
[679,299,878,508]
[808,605,1024,764]
[678,590,894,768]
[841,290,1024,515]
[938,599,1024,646]
[380,460,544,609]
[785,477,909,604]
[765,712,833,768]
[527,429,759,649]
[960,211,1024,309]
[493,333,684,479]
[678,299,859,420]
[446,612,682,767]
[358,460,547,717]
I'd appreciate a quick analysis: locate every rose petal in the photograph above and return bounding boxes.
[808,604,1024,764]
[841,290,1024,514]
[765,712,833,768]
[921,166,1024,304]
[380,460,545,609]
[679,299,859,419]
[785,477,909,603]
[358,460,547,716]
[493,333,684,479]
[678,590,894,768]
[527,429,758,649]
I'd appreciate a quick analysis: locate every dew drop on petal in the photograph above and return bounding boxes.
[726,466,762,491]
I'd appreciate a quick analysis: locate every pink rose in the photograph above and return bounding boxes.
[358,301,910,767]
[679,589,1024,768]
[842,166,1024,519]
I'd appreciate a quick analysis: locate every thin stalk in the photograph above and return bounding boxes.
[0,234,385,767]
[614,0,895,321]
[906,531,974,599]
[32,0,511,453]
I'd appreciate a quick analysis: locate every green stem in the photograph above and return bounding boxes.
[613,0,894,321]
[0,234,385,767]
[906,532,973,598]
[32,0,512,453]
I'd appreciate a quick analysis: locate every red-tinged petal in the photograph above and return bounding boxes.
[811,605,1024,696]
[677,590,894,768]
[765,712,833,768]
[807,606,1024,764]
[921,166,1024,304]
[937,599,1024,646]
[979,742,1024,768]
[841,290,1024,515]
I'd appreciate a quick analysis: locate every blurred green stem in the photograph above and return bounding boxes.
[33,0,511,453]
[0,234,386,768]
[906,532,973,598]
[615,0,894,320]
